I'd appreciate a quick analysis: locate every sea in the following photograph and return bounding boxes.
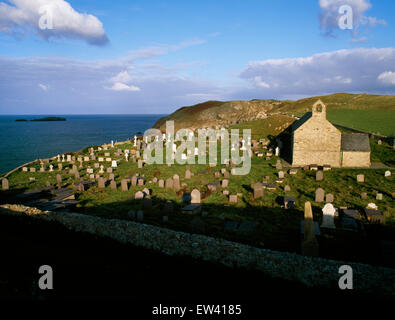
[0,115,165,174]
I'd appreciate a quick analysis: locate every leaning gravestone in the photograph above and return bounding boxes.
[1,178,9,190]
[321,203,336,229]
[315,188,325,202]
[316,170,323,181]
[191,189,201,204]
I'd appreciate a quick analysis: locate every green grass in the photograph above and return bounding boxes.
[326,109,395,136]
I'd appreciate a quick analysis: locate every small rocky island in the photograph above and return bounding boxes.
[15,117,66,122]
[31,117,66,122]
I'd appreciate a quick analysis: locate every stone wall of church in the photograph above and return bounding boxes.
[342,151,371,168]
[292,117,342,167]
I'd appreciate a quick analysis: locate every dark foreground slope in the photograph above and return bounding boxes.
[0,212,375,302]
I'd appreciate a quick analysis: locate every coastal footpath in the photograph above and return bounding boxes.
[1,203,394,296]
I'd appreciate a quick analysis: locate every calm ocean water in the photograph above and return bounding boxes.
[0,115,165,174]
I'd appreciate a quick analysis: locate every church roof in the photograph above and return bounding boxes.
[341,133,371,152]
[291,112,312,131]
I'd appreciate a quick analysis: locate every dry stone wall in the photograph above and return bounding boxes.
[1,204,394,296]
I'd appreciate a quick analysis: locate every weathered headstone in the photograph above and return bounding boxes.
[56,174,62,186]
[315,188,325,202]
[229,195,238,203]
[121,179,129,191]
[321,203,336,229]
[275,160,282,170]
[325,193,334,203]
[191,189,201,204]
[1,178,9,190]
[302,201,319,257]
[131,176,137,186]
[278,171,284,179]
[158,179,164,188]
[185,169,191,179]
[98,177,105,188]
[135,191,144,200]
[384,170,391,178]
[173,174,180,191]
[316,170,323,181]
[165,178,173,189]
[357,174,364,183]
[110,180,117,190]
[284,185,291,192]
[361,192,368,199]
[221,179,229,188]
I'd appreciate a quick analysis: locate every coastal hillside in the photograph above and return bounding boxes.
[153,93,395,132]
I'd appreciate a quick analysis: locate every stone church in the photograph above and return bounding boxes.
[291,100,370,168]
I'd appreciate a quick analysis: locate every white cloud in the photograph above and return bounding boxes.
[110,71,132,84]
[318,0,386,38]
[108,82,141,92]
[38,83,48,91]
[0,0,108,45]
[239,48,395,98]
[377,71,395,86]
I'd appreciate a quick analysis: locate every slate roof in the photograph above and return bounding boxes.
[341,133,371,152]
[291,112,312,131]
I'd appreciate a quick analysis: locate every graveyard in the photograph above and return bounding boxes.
[1,109,394,273]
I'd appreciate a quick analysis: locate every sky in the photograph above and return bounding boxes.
[0,0,394,114]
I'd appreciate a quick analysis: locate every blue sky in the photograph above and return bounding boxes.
[0,0,394,114]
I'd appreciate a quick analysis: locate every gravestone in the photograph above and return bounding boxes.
[185,169,191,179]
[385,170,391,178]
[173,175,180,191]
[221,179,229,188]
[315,188,325,202]
[191,189,201,204]
[165,178,173,189]
[361,192,368,199]
[109,173,115,181]
[135,191,144,200]
[229,195,238,203]
[223,171,230,179]
[22,167,28,172]
[121,179,128,191]
[284,185,291,192]
[253,183,264,199]
[110,180,117,190]
[98,177,105,188]
[278,171,284,179]
[138,160,143,169]
[30,168,36,173]
[158,179,164,188]
[131,176,137,187]
[316,170,323,181]
[138,178,145,186]
[275,160,282,170]
[357,174,364,183]
[1,178,9,190]
[58,163,63,171]
[49,165,53,172]
[74,171,80,179]
[106,168,113,173]
[376,193,383,200]
[325,193,334,203]
[56,174,62,186]
[321,203,336,229]
[302,201,319,257]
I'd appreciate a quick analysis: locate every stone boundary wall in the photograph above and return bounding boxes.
[1,204,394,296]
